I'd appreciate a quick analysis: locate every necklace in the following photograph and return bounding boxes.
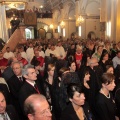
[100,89,110,99]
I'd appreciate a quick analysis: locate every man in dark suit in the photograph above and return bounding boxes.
[7,61,25,119]
[0,91,20,120]
[19,64,44,111]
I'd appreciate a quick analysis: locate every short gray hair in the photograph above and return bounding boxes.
[11,61,23,69]
[22,64,34,76]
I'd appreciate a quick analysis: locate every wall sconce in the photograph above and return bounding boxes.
[50,24,54,29]
[60,21,65,28]
[76,15,84,26]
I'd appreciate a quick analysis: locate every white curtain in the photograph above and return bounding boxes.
[0,5,8,42]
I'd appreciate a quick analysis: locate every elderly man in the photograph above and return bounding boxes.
[24,94,52,120]
[19,65,44,110]
[7,61,25,119]
[0,91,19,120]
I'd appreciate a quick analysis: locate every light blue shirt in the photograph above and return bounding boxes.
[112,56,120,68]
[0,113,10,120]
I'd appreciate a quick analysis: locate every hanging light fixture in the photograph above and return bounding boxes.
[76,15,84,26]
[60,21,65,28]
[0,0,27,10]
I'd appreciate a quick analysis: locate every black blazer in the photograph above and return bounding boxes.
[60,102,94,120]
[19,80,44,109]
[0,83,11,104]
[6,105,20,120]
[7,74,25,99]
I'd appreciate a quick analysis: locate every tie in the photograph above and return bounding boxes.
[19,77,23,82]
[1,113,8,120]
[34,83,40,94]
[34,83,38,89]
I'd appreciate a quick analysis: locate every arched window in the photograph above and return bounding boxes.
[25,28,32,39]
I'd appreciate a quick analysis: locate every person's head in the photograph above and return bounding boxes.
[6,47,10,52]
[38,46,42,52]
[34,50,39,58]
[88,57,98,69]
[47,64,55,77]
[100,51,109,62]
[12,61,23,76]
[29,43,33,48]
[18,46,24,52]
[58,67,70,80]
[101,73,115,91]
[22,64,37,82]
[47,43,51,49]
[0,91,6,114]
[24,94,52,120]
[68,61,76,72]
[76,46,82,54]
[105,65,114,74]
[87,41,94,50]
[116,50,120,58]
[50,44,55,51]
[57,41,62,47]
[81,67,90,82]
[97,45,103,54]
[71,44,75,49]
[16,52,22,60]
[31,60,40,71]
[67,83,85,106]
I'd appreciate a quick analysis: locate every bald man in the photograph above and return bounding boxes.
[24,94,52,120]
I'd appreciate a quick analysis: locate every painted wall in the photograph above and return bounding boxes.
[64,20,76,39]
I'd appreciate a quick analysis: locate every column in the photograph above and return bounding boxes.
[0,5,8,42]
[111,0,116,41]
[59,3,64,38]
[116,0,120,43]
[75,0,80,19]
[60,3,64,21]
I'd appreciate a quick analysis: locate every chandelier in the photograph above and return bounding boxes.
[0,0,27,10]
[76,15,84,26]
[60,21,65,28]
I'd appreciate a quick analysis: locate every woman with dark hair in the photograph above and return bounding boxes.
[80,68,91,105]
[95,73,116,120]
[99,51,113,72]
[68,60,76,72]
[105,65,114,74]
[61,83,94,120]
[31,59,42,76]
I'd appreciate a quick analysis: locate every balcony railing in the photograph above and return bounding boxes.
[6,9,53,18]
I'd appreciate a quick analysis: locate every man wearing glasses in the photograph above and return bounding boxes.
[24,94,52,120]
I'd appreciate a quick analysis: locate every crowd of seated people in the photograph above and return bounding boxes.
[0,38,120,120]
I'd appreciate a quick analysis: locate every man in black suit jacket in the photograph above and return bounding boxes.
[7,61,25,119]
[19,64,44,111]
[0,91,20,120]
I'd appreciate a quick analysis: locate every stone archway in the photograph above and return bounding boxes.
[87,31,96,40]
